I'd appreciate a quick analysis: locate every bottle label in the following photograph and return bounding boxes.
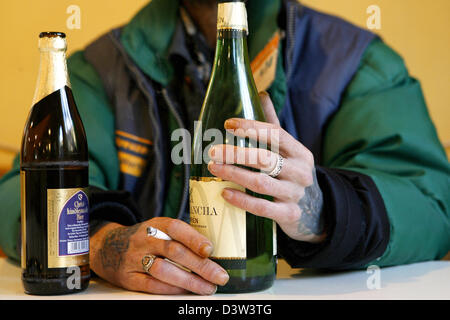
[190,178,246,268]
[217,2,248,33]
[47,188,89,268]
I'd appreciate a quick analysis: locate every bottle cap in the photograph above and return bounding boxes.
[38,32,67,52]
[217,2,248,34]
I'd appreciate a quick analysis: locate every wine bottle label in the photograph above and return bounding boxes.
[217,2,248,33]
[190,177,246,266]
[47,188,89,268]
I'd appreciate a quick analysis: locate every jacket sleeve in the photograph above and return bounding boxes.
[0,157,21,260]
[278,38,450,270]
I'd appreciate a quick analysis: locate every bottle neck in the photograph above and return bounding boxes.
[32,37,70,106]
[212,2,251,82]
[214,30,250,71]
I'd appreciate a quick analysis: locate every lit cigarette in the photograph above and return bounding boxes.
[147,226,172,240]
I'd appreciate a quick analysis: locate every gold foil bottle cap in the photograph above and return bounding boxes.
[217,2,248,34]
[38,32,67,52]
[32,32,70,106]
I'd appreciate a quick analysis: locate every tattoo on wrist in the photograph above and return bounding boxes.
[297,169,324,237]
[100,224,140,271]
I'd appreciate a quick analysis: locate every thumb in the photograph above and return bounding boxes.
[259,91,280,126]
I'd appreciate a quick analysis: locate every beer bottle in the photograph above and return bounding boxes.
[20,32,90,295]
[190,1,277,293]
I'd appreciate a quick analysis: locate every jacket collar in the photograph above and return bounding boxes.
[120,0,282,86]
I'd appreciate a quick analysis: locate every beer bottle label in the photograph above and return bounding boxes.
[189,177,246,269]
[47,188,89,268]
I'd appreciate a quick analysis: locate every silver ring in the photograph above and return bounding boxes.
[147,226,172,241]
[142,254,157,274]
[267,154,284,178]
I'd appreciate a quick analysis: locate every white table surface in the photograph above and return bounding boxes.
[1,257,449,300]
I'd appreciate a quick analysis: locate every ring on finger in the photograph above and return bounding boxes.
[266,154,284,178]
[142,254,157,275]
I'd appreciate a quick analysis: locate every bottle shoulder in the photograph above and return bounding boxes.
[21,87,88,164]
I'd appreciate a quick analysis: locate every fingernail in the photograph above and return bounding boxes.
[208,160,222,173]
[200,243,213,257]
[201,285,217,296]
[218,270,230,286]
[259,91,269,97]
[211,285,218,295]
[208,146,216,158]
[224,119,239,129]
[207,160,215,172]
[222,188,232,199]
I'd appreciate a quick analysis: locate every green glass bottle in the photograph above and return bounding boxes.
[190,1,277,293]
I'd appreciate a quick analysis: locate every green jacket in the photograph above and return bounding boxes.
[1,0,449,268]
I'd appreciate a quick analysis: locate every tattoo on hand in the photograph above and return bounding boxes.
[100,224,140,272]
[297,169,324,237]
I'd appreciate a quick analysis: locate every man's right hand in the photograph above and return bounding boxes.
[89,217,230,295]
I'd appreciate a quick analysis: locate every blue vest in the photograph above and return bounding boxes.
[281,4,375,162]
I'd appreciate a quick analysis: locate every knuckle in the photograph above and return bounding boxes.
[197,259,215,277]
[240,195,251,209]
[293,189,304,203]
[294,168,313,187]
[254,176,272,194]
[166,218,179,233]
[285,204,301,223]
[167,242,185,260]
[253,178,266,193]
[255,201,270,216]
[304,150,315,167]
[166,218,188,235]
[279,128,290,142]
[184,274,201,293]
[301,170,314,186]
[285,187,302,203]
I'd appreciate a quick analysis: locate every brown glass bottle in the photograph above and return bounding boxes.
[20,32,90,295]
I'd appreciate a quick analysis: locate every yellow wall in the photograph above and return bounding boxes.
[302,0,450,157]
[0,0,449,169]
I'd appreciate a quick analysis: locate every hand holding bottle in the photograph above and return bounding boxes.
[207,92,327,244]
[89,218,229,295]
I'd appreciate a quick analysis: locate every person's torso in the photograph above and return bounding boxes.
[83,0,375,221]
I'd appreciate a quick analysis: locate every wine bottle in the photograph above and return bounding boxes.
[20,32,90,295]
[190,1,277,293]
